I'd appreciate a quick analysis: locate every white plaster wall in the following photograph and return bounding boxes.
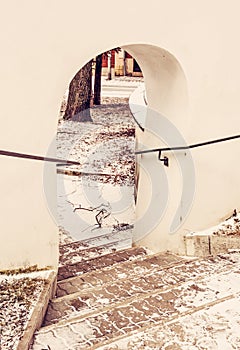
[123,8,240,253]
[0,0,239,269]
[126,41,240,253]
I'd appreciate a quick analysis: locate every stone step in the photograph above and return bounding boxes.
[56,252,186,297]
[31,254,240,349]
[96,293,240,350]
[59,235,132,268]
[57,246,148,281]
[59,229,132,254]
[44,253,240,327]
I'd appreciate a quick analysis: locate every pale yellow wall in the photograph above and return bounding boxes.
[0,0,239,269]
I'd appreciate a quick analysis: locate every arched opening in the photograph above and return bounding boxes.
[55,43,188,251]
[56,46,144,246]
[122,44,188,127]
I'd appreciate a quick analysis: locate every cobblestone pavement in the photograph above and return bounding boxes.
[31,252,240,349]
[59,230,132,267]
[57,246,147,281]
[45,254,240,327]
[97,295,240,350]
[57,97,135,182]
[56,252,185,298]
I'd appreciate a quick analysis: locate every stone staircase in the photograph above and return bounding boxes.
[31,236,240,349]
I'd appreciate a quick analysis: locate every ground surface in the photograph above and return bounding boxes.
[31,251,240,350]
[0,271,51,350]
[57,96,136,242]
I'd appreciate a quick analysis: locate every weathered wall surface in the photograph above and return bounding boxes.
[127,41,240,254]
[0,0,239,269]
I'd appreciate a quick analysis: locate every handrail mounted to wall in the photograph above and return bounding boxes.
[135,134,240,167]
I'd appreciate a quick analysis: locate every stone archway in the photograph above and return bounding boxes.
[54,43,189,254]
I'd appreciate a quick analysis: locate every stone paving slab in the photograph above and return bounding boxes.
[56,252,186,297]
[32,256,240,349]
[44,253,240,326]
[59,236,132,268]
[97,294,240,350]
[57,247,147,281]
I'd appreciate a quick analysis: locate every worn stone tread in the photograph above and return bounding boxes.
[32,264,240,349]
[59,237,132,267]
[59,230,132,253]
[56,252,186,297]
[57,246,148,281]
[96,294,240,350]
[44,254,240,326]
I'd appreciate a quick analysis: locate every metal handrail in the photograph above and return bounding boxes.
[1,135,239,165]
[0,149,80,165]
[135,134,240,155]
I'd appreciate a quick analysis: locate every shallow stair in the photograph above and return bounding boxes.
[59,230,133,268]
[58,246,147,281]
[31,246,240,349]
